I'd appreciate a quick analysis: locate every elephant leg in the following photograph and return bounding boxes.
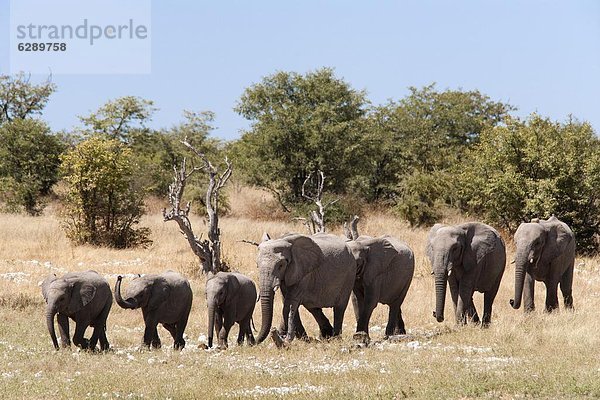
[352,282,365,323]
[219,310,236,348]
[466,301,480,325]
[448,275,459,315]
[143,312,161,349]
[285,298,302,342]
[163,323,177,341]
[560,265,574,310]
[385,302,400,336]
[306,308,333,338]
[482,273,503,327]
[544,280,559,312]
[396,308,406,335]
[246,318,256,346]
[98,326,109,351]
[174,307,190,350]
[215,309,223,340]
[237,321,246,345]
[57,314,71,348]
[456,285,474,325]
[72,322,90,349]
[523,273,536,312]
[356,288,378,334]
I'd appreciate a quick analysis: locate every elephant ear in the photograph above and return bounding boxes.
[68,282,97,314]
[41,274,57,303]
[426,224,445,262]
[541,221,573,263]
[226,275,241,306]
[148,277,170,311]
[464,224,498,271]
[287,236,322,287]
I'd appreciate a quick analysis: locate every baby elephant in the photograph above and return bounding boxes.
[206,271,257,349]
[41,270,112,351]
[115,271,193,350]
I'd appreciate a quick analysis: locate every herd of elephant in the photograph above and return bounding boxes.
[41,216,576,351]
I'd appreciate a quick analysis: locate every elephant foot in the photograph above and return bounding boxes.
[270,328,287,349]
[174,339,186,350]
[353,331,370,346]
[150,340,161,349]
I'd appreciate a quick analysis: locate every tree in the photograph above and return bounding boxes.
[79,96,156,142]
[361,84,513,224]
[163,140,232,274]
[0,73,56,125]
[233,68,368,211]
[60,136,151,248]
[0,119,63,214]
[459,114,600,253]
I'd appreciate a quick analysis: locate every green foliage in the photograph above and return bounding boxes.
[0,119,63,215]
[233,68,368,210]
[365,84,513,224]
[60,136,151,248]
[79,96,156,142]
[0,73,56,124]
[459,115,600,253]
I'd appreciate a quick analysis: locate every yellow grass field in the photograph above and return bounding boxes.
[1,187,599,399]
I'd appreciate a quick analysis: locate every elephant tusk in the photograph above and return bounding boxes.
[273,285,279,293]
[529,258,534,264]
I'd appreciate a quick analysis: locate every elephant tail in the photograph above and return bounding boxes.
[251,316,257,333]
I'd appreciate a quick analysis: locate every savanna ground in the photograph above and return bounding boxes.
[1,187,599,399]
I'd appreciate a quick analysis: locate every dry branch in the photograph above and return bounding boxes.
[301,170,340,233]
[162,139,232,274]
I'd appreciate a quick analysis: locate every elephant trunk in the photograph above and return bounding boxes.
[433,269,447,323]
[256,272,275,344]
[510,249,529,309]
[207,302,216,348]
[46,303,59,350]
[114,276,137,309]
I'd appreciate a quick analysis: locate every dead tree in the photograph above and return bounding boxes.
[162,139,232,274]
[343,215,360,240]
[301,170,340,234]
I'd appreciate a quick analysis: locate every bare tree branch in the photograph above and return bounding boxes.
[301,170,340,233]
[163,140,233,274]
[238,239,259,247]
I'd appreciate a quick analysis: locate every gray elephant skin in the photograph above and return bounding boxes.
[115,270,192,350]
[41,270,112,351]
[205,271,257,348]
[510,216,576,312]
[427,222,506,325]
[347,235,414,337]
[256,233,357,343]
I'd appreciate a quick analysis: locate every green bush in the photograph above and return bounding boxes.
[60,136,151,248]
[459,114,600,253]
[0,119,63,215]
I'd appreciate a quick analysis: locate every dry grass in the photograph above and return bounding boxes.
[0,188,599,399]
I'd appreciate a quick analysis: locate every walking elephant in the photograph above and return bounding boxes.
[510,216,576,312]
[427,222,506,326]
[115,271,192,350]
[347,235,414,338]
[41,270,112,351]
[256,233,357,343]
[205,271,257,349]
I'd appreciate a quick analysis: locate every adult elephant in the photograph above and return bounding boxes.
[256,233,357,343]
[115,271,192,350]
[510,216,576,312]
[347,235,414,338]
[41,270,112,351]
[427,222,506,326]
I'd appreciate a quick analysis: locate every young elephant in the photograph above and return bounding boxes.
[510,216,576,312]
[347,235,414,338]
[41,270,112,351]
[427,222,506,326]
[115,271,192,350]
[205,271,257,349]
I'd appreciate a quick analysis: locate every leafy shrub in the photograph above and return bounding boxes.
[459,115,600,253]
[60,136,151,248]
